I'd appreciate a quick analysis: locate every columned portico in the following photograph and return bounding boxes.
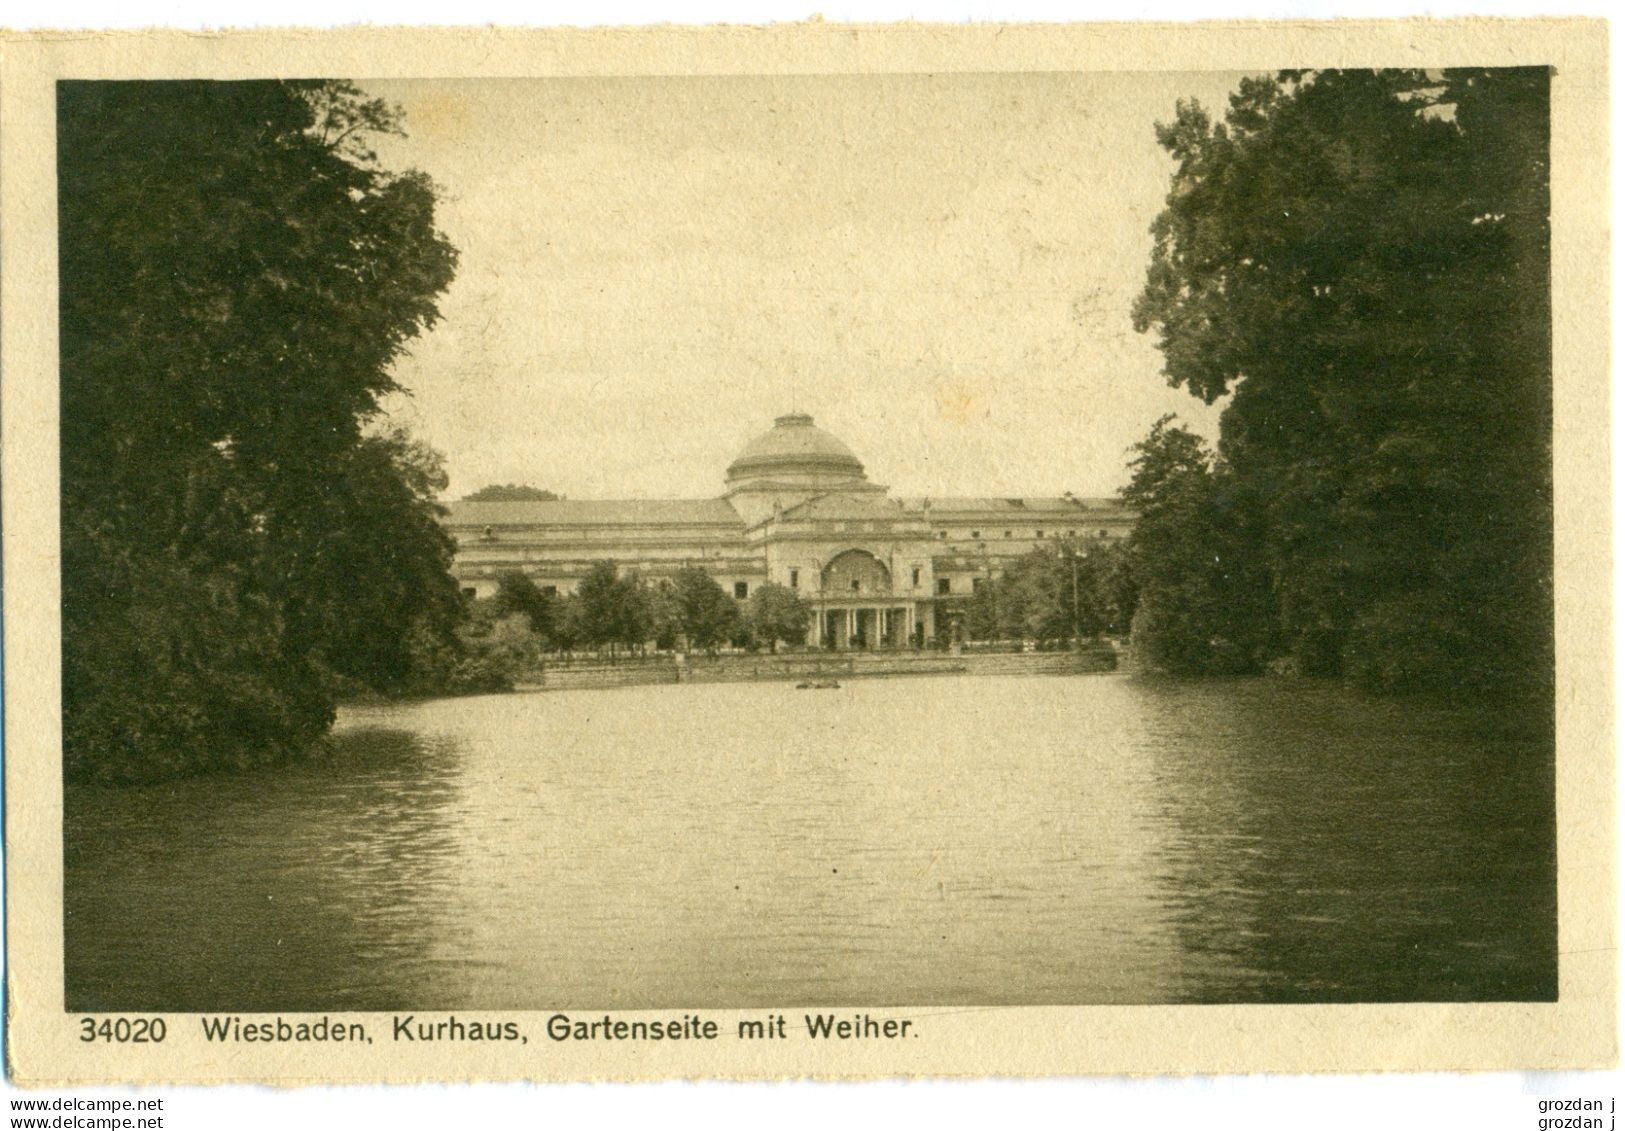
[813,601,916,650]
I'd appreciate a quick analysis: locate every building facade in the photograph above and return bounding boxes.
[444,414,1134,647]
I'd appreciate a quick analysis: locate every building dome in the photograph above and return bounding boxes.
[725,413,867,488]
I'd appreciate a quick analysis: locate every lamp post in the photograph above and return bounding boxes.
[1071,547,1079,648]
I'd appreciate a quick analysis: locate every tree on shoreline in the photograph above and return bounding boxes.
[746,583,812,652]
[296,428,466,693]
[493,571,558,641]
[1120,417,1271,674]
[60,80,460,782]
[671,565,741,654]
[932,541,1131,648]
[1130,69,1552,692]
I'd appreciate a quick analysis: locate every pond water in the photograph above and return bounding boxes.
[64,674,1555,1011]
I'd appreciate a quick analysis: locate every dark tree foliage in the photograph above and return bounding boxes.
[746,583,812,652]
[1131,69,1552,693]
[60,80,460,782]
[548,594,588,654]
[612,573,655,653]
[299,428,465,693]
[645,580,682,652]
[1121,417,1272,674]
[571,562,625,651]
[1089,540,1139,638]
[492,570,558,640]
[941,541,1130,647]
[671,565,742,654]
[993,553,1068,644]
[463,484,564,502]
[570,561,656,654]
[994,545,1121,645]
[964,582,1000,643]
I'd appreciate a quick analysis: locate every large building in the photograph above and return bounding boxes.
[444,414,1134,647]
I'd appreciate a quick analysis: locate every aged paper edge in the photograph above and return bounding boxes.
[1,18,1613,1085]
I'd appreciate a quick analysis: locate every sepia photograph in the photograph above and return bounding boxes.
[1,18,1610,1088]
[55,65,1560,1013]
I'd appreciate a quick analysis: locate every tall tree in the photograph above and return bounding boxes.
[549,594,587,655]
[1120,417,1270,674]
[645,580,682,652]
[1088,540,1139,638]
[492,570,557,641]
[59,80,459,782]
[964,580,1001,643]
[1132,69,1552,692]
[296,427,465,693]
[572,562,624,651]
[993,542,1127,646]
[670,566,741,654]
[746,583,812,652]
[610,572,654,654]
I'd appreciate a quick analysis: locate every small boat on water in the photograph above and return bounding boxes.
[795,679,842,690]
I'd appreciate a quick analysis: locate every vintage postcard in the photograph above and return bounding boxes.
[0,19,1613,1085]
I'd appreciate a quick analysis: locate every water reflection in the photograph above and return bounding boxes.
[66,727,469,1011]
[64,676,1555,1010]
[1130,680,1555,1002]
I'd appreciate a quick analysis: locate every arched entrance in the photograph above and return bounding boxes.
[815,549,913,650]
[821,549,890,593]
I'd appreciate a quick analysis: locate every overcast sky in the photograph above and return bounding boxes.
[363,72,1250,501]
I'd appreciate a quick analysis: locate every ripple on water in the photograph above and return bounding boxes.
[65,674,1555,1010]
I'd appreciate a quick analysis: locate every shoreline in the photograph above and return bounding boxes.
[511,647,1119,692]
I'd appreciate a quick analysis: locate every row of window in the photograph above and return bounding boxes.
[931,577,991,595]
[782,574,992,597]
[937,528,1116,541]
[468,575,1024,601]
[472,580,744,599]
[479,525,1121,543]
[787,566,931,593]
[795,575,973,597]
